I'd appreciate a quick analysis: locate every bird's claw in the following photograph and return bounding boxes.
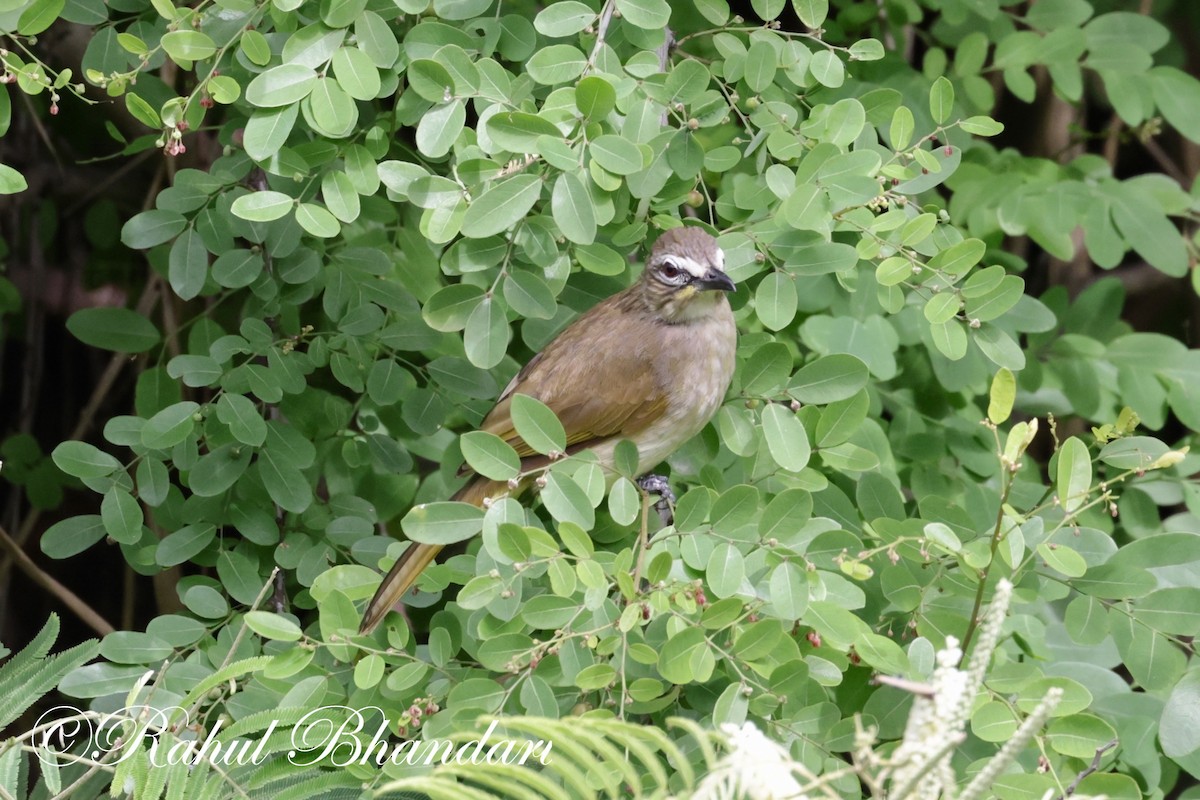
[636,473,676,526]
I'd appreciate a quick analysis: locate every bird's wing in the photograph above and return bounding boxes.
[475,298,667,461]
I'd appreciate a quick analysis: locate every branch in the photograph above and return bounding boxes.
[1057,738,1118,800]
[585,0,616,70]
[0,523,115,636]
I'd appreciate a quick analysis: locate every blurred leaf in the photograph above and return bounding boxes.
[66,308,161,353]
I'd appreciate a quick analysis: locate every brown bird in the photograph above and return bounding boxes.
[359,226,737,634]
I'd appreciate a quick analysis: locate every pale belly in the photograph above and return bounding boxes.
[594,310,737,479]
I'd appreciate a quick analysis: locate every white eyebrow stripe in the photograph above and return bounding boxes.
[676,257,707,278]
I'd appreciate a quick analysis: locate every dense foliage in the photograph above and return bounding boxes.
[2,0,1200,797]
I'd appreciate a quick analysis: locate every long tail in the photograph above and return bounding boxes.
[358,477,505,634]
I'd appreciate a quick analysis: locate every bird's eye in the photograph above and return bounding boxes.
[658,261,683,281]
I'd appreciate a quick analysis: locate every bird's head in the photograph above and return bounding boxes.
[641,227,735,323]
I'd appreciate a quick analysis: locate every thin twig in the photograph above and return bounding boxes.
[872,674,936,697]
[1057,738,1118,800]
[0,523,115,635]
[586,0,616,70]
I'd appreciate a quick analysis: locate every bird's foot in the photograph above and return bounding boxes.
[636,473,676,527]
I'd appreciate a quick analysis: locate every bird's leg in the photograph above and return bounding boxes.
[632,473,675,591]
[635,473,675,527]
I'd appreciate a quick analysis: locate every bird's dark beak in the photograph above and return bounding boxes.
[693,268,735,293]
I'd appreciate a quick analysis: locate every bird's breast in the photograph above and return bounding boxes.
[631,305,737,472]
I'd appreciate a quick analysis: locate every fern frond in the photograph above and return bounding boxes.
[365,714,723,800]
[0,614,99,730]
[176,656,274,713]
[221,705,312,739]
[0,614,59,680]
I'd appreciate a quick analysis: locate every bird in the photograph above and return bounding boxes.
[359,226,738,634]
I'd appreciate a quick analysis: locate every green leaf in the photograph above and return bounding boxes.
[929,76,954,124]
[124,93,161,129]
[1047,714,1119,759]
[1160,669,1200,760]
[160,30,217,61]
[503,271,556,319]
[707,543,744,598]
[930,319,968,359]
[244,611,303,641]
[971,701,1018,742]
[245,64,318,108]
[402,501,485,545]
[408,59,455,103]
[744,41,777,93]
[890,106,914,149]
[923,522,960,553]
[1038,542,1087,578]
[590,135,646,176]
[1055,437,1091,514]
[923,292,960,324]
[231,191,294,222]
[141,401,199,450]
[551,173,596,245]
[52,441,121,478]
[534,1,595,36]
[988,367,1015,424]
[790,355,869,404]
[423,283,484,331]
[1138,588,1200,636]
[460,431,520,481]
[101,486,142,543]
[355,11,398,67]
[576,76,616,119]
[211,249,264,289]
[792,0,827,27]
[809,50,844,88]
[1074,563,1156,599]
[761,403,811,472]
[121,209,187,249]
[41,516,107,558]
[295,203,341,238]
[240,29,271,65]
[960,116,1004,136]
[309,77,356,137]
[332,46,381,101]
[168,228,207,301]
[17,0,65,35]
[190,444,251,497]
[510,394,567,455]
[1151,67,1200,145]
[849,38,884,61]
[366,359,413,405]
[616,0,670,29]
[1110,184,1188,277]
[658,627,707,683]
[462,174,542,238]
[99,631,172,664]
[258,450,312,513]
[1064,595,1109,645]
[541,473,594,529]
[768,561,808,620]
[156,523,216,566]
[0,164,25,195]
[216,393,267,446]
[463,295,509,369]
[965,274,1024,321]
[486,111,563,152]
[526,44,587,85]
[66,308,160,353]
[243,104,299,162]
[755,273,798,331]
